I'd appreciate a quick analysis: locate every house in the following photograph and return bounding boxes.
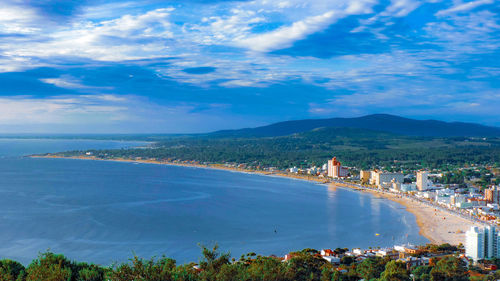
[322,256,340,264]
[321,249,334,256]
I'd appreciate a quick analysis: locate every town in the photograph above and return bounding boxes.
[286,157,500,264]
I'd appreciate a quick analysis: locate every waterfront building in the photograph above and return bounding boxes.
[451,194,467,206]
[416,171,429,191]
[400,183,417,192]
[466,227,485,261]
[370,170,404,189]
[391,180,401,192]
[360,170,370,183]
[327,157,348,178]
[485,186,500,204]
[465,226,500,261]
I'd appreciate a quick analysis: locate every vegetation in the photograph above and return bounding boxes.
[1,245,497,281]
[53,128,500,172]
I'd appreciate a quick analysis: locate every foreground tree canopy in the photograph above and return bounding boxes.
[0,245,498,281]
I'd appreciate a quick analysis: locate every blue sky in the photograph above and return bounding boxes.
[0,0,499,133]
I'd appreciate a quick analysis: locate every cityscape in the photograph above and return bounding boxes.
[0,0,500,280]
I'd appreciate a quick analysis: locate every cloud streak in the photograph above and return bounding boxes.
[0,0,498,132]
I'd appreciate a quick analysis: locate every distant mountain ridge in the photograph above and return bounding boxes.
[211,114,500,137]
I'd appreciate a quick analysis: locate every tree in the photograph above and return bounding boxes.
[25,252,72,281]
[286,249,327,281]
[0,259,25,281]
[340,256,354,266]
[356,257,386,280]
[110,256,176,281]
[411,266,432,281]
[198,244,230,281]
[331,271,349,281]
[246,256,290,281]
[379,261,409,281]
[429,257,468,281]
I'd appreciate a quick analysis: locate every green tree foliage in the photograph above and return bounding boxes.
[0,259,25,281]
[57,132,500,171]
[245,256,290,281]
[356,257,387,280]
[429,257,468,281]
[198,244,230,281]
[340,256,354,266]
[2,246,495,281]
[25,253,72,281]
[285,249,327,281]
[109,256,176,281]
[412,265,432,281]
[379,261,409,281]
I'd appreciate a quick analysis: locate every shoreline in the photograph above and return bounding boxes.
[349,187,484,245]
[31,154,482,245]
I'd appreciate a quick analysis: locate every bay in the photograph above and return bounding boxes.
[0,139,428,265]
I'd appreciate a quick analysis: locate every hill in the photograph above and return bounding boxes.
[211,114,500,137]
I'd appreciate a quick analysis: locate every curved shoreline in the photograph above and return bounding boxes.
[358,189,483,245]
[31,155,481,245]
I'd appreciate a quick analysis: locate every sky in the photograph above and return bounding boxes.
[0,0,499,133]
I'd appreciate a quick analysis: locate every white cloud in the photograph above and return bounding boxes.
[235,11,339,52]
[2,7,176,62]
[0,95,131,125]
[231,0,377,52]
[0,3,42,34]
[382,0,422,17]
[40,76,113,91]
[436,0,494,16]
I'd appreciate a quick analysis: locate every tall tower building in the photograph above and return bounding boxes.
[466,226,499,261]
[416,171,429,191]
[327,157,348,178]
[466,226,485,261]
[485,186,500,204]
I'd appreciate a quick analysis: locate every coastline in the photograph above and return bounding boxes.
[31,154,482,245]
[350,187,484,245]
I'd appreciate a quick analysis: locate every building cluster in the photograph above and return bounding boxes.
[287,157,500,226]
[307,244,435,270]
[287,156,350,178]
[362,169,500,225]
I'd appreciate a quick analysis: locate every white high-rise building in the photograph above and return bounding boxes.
[466,226,485,261]
[466,226,499,261]
[416,171,429,191]
[486,226,497,258]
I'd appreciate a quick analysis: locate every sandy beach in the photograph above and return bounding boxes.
[359,188,484,245]
[32,154,483,245]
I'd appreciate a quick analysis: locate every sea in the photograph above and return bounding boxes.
[0,138,428,265]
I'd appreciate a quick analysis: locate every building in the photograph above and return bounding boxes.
[465,226,500,261]
[451,194,467,206]
[370,171,404,189]
[327,157,348,178]
[485,186,500,204]
[360,170,371,184]
[416,171,429,191]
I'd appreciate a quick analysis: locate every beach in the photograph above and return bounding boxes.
[32,154,482,246]
[358,188,484,245]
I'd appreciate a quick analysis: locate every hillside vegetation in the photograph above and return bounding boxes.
[54,127,500,171]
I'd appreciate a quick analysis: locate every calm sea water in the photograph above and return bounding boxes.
[0,139,428,265]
